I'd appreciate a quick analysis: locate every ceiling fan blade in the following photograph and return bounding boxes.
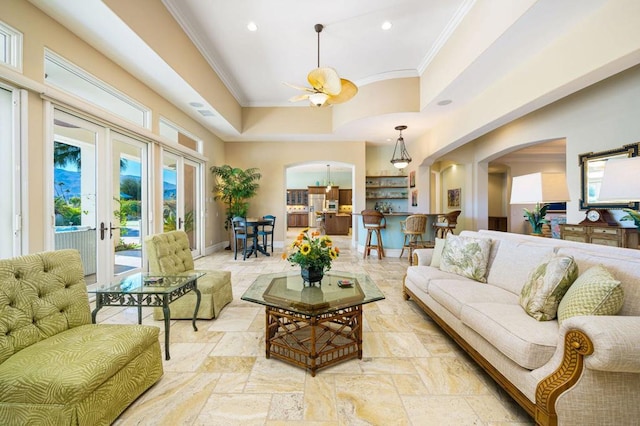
[282,81,315,93]
[326,79,358,104]
[308,67,342,95]
[289,94,311,102]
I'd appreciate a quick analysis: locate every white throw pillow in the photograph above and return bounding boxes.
[439,234,492,282]
[429,238,446,268]
[519,255,578,321]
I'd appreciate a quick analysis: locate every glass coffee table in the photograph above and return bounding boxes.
[241,271,385,376]
[90,272,204,360]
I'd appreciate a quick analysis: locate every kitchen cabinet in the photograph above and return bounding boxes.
[560,224,638,248]
[338,189,352,206]
[287,213,308,228]
[308,186,339,200]
[324,213,351,235]
[286,189,308,205]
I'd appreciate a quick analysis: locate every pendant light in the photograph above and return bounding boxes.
[326,164,332,192]
[390,125,412,169]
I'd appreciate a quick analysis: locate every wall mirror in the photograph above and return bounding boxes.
[579,143,639,209]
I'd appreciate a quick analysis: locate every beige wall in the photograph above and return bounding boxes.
[1,0,226,252]
[438,63,640,234]
[224,141,366,246]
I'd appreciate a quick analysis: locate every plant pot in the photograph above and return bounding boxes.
[301,266,324,285]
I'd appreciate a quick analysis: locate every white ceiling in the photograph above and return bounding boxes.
[29,0,609,149]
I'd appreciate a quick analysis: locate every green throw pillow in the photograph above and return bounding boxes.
[439,235,492,282]
[430,238,446,268]
[557,265,624,325]
[519,255,578,321]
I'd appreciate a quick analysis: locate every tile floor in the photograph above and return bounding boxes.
[98,231,533,425]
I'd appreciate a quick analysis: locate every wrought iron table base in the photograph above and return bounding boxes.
[91,281,201,360]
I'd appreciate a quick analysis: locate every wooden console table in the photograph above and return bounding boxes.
[560,224,639,249]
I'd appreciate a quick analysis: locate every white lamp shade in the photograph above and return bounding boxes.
[598,156,640,201]
[510,172,570,204]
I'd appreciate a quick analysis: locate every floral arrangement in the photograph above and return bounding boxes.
[283,228,339,271]
[523,203,550,235]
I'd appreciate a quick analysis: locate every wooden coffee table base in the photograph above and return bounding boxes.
[265,305,362,376]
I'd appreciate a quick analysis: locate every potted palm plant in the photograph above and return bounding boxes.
[211,165,261,232]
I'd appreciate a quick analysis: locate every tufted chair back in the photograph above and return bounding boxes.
[145,230,195,274]
[0,249,90,364]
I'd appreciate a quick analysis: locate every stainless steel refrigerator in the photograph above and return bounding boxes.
[308,193,325,228]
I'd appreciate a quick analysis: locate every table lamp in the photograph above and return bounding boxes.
[510,172,570,235]
[597,156,640,227]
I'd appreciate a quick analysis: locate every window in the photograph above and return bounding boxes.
[44,50,150,128]
[159,118,202,153]
[0,21,23,71]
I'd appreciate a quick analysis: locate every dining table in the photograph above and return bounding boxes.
[244,217,271,257]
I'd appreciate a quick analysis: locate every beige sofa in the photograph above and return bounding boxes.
[0,249,163,425]
[403,230,640,426]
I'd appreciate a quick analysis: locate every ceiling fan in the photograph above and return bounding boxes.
[285,24,358,107]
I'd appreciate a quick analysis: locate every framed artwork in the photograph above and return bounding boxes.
[411,190,418,207]
[409,171,415,188]
[447,188,461,208]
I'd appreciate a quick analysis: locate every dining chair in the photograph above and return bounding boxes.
[258,215,276,253]
[433,210,461,238]
[232,216,257,260]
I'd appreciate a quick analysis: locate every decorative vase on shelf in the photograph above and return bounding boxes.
[301,266,324,285]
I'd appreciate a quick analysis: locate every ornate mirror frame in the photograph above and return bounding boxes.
[579,143,639,210]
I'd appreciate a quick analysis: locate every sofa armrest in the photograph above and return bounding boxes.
[413,249,434,266]
[561,315,640,373]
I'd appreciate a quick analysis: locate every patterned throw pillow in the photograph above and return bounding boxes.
[439,234,492,282]
[429,238,446,268]
[557,265,624,325]
[519,255,578,321]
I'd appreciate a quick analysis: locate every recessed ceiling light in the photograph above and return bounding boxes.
[437,99,453,106]
[381,21,392,31]
[189,102,204,108]
[247,21,258,32]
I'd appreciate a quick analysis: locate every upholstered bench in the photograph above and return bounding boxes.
[145,230,233,320]
[0,249,163,425]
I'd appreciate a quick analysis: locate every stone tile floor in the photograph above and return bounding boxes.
[97,231,533,425]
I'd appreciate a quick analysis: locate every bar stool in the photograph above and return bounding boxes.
[400,214,427,258]
[361,209,386,259]
[433,210,461,238]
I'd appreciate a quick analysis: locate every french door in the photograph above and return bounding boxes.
[0,85,21,258]
[162,150,202,257]
[51,110,149,284]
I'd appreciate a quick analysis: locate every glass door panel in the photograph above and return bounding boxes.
[162,153,178,232]
[161,151,202,256]
[112,134,147,277]
[53,113,99,284]
[183,160,199,251]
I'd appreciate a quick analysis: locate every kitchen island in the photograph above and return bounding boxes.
[352,212,443,256]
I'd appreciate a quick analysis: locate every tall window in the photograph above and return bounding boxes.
[44,50,150,128]
[0,20,22,71]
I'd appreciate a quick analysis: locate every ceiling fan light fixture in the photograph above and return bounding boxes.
[309,92,329,107]
[285,23,357,106]
[390,125,412,169]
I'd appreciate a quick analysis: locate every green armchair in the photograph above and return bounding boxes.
[0,249,163,425]
[145,230,233,320]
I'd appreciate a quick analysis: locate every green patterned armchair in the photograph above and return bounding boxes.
[145,230,233,320]
[0,249,163,425]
